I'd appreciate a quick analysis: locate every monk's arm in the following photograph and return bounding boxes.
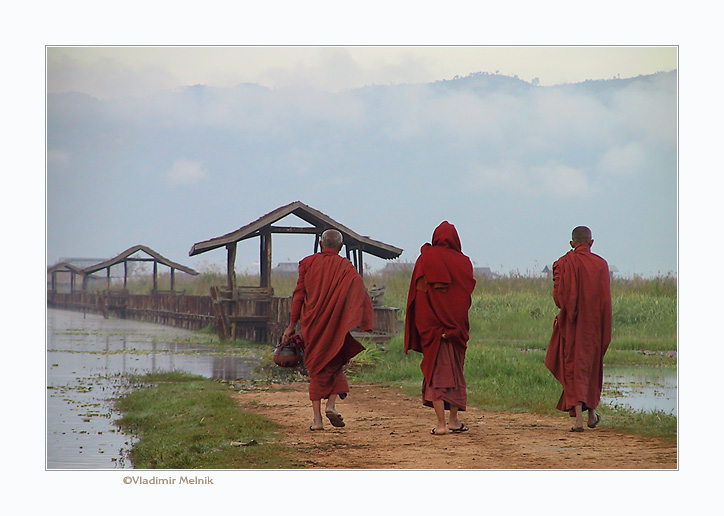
[283,261,308,342]
[551,261,563,309]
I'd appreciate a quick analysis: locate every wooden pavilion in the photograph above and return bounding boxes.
[47,262,87,293]
[189,200,403,290]
[188,201,403,341]
[81,244,199,293]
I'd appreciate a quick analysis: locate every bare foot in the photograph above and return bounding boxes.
[431,426,448,435]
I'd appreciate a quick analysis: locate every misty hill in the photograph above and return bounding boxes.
[47,70,677,277]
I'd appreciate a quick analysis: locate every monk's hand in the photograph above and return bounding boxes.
[282,325,294,344]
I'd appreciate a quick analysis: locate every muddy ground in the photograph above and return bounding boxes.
[234,382,677,469]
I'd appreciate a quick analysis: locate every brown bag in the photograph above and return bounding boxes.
[273,333,305,368]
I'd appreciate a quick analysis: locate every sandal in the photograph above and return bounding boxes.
[450,424,469,433]
[587,414,601,428]
[325,410,345,428]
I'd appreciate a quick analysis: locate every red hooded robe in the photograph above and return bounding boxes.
[404,222,476,409]
[545,243,612,415]
[291,247,374,400]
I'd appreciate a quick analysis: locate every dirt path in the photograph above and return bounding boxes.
[233,382,676,469]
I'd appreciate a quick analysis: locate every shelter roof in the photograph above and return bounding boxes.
[82,245,199,276]
[188,201,403,260]
[47,262,86,275]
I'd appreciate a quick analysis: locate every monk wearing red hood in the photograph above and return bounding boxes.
[282,229,373,431]
[405,222,476,435]
[545,226,612,432]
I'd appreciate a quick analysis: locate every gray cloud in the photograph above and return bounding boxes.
[46,71,677,276]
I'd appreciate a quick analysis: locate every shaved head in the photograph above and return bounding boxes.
[571,226,593,244]
[321,229,343,250]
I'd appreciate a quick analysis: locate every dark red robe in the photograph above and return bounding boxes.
[404,222,476,410]
[291,247,374,401]
[545,243,612,416]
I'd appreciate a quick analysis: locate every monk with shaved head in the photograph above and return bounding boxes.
[283,229,373,431]
[545,226,612,432]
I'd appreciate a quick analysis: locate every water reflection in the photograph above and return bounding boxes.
[46,309,263,469]
[603,365,677,416]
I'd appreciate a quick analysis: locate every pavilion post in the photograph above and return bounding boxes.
[226,242,237,291]
[260,229,272,288]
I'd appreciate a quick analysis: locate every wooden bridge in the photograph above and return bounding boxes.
[47,202,404,344]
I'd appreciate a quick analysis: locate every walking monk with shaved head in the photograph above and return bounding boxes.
[545,226,612,432]
[282,229,373,431]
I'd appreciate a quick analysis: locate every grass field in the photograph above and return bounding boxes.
[114,371,299,469]
[118,267,677,441]
[348,270,677,440]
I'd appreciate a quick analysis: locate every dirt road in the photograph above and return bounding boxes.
[234,382,676,469]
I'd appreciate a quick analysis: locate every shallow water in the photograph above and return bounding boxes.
[603,365,677,416]
[46,309,262,469]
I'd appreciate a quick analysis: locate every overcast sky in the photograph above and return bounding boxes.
[47,46,676,97]
[46,45,677,277]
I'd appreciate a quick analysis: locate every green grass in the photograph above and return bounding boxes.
[114,371,300,469]
[119,268,677,442]
[347,271,677,441]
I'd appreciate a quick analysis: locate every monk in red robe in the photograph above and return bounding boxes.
[282,229,374,431]
[404,221,476,435]
[545,226,612,432]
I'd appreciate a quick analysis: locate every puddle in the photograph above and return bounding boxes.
[46,309,263,469]
[603,365,677,416]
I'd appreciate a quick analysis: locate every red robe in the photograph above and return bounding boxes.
[545,243,612,415]
[404,222,476,409]
[291,247,374,400]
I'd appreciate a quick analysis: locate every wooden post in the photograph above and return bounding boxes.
[358,249,364,277]
[106,267,111,290]
[123,260,128,289]
[226,242,237,291]
[260,229,272,288]
[170,267,175,291]
[153,261,158,294]
[314,232,320,253]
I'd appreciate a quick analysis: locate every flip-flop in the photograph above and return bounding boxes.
[310,426,324,431]
[431,428,447,435]
[325,410,345,427]
[450,424,469,433]
[570,426,584,432]
[587,414,601,428]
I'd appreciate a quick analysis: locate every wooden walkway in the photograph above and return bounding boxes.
[47,289,399,345]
